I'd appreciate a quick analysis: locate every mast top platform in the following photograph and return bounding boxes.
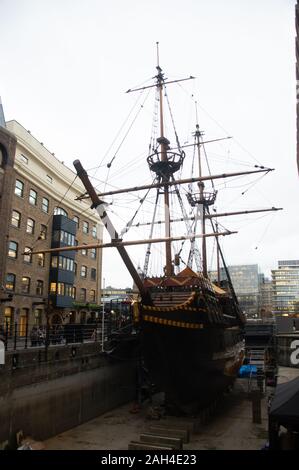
[147,149,185,179]
[187,190,218,207]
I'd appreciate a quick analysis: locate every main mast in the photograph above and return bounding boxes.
[157,57,172,275]
[146,44,186,276]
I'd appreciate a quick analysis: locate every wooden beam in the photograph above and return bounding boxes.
[28,230,237,255]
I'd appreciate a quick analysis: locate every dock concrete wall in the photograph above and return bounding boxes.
[0,343,136,445]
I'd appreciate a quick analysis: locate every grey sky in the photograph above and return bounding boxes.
[0,0,297,288]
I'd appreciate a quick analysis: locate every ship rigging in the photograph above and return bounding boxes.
[28,47,282,413]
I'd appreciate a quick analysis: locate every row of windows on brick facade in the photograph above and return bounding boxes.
[14,178,98,236]
[8,240,96,270]
[11,210,97,259]
[11,209,48,238]
[49,283,96,302]
[8,241,98,273]
[6,273,44,295]
[5,273,96,302]
[8,241,45,266]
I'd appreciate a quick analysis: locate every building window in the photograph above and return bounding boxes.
[81,265,87,278]
[57,283,65,296]
[54,229,75,246]
[42,197,49,213]
[73,216,79,227]
[24,247,32,263]
[34,309,42,326]
[36,280,44,296]
[37,253,45,267]
[50,282,56,293]
[11,210,21,228]
[21,276,30,294]
[54,207,68,217]
[90,248,96,259]
[90,289,96,302]
[92,225,97,238]
[15,179,24,197]
[74,262,77,275]
[8,241,18,259]
[46,174,53,184]
[4,307,14,333]
[82,221,89,234]
[72,287,76,299]
[52,256,74,271]
[5,273,16,291]
[20,154,28,164]
[20,309,29,337]
[91,268,96,280]
[26,218,35,234]
[29,189,37,205]
[65,284,73,297]
[79,288,86,301]
[81,245,88,256]
[40,225,47,240]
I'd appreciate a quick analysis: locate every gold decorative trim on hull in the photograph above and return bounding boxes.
[143,314,204,329]
[143,304,206,313]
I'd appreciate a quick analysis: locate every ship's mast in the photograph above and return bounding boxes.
[195,124,207,276]
[216,221,221,283]
[187,121,217,277]
[156,48,172,276]
[144,43,187,276]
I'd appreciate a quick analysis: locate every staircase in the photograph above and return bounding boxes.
[248,349,265,371]
[247,348,266,393]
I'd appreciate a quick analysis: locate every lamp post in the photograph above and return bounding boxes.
[101,277,105,352]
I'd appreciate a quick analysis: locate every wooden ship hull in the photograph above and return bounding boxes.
[136,268,245,413]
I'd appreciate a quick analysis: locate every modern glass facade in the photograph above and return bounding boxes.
[228,265,260,318]
[209,264,260,318]
[49,214,76,308]
[272,260,299,317]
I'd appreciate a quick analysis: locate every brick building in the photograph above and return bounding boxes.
[0,110,103,331]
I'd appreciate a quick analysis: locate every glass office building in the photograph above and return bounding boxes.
[272,260,299,317]
[209,264,260,318]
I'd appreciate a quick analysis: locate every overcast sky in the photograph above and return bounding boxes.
[0,0,297,288]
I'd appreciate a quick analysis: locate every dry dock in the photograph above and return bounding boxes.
[44,379,270,450]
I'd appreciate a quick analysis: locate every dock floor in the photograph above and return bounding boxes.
[45,379,271,450]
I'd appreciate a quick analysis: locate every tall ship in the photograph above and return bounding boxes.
[34,48,280,414]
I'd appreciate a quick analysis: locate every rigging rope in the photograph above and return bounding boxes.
[173,181,201,272]
[119,180,156,238]
[92,89,146,177]
[105,88,151,171]
[164,85,183,152]
[143,190,160,277]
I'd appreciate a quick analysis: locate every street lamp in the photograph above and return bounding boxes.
[102,277,105,352]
